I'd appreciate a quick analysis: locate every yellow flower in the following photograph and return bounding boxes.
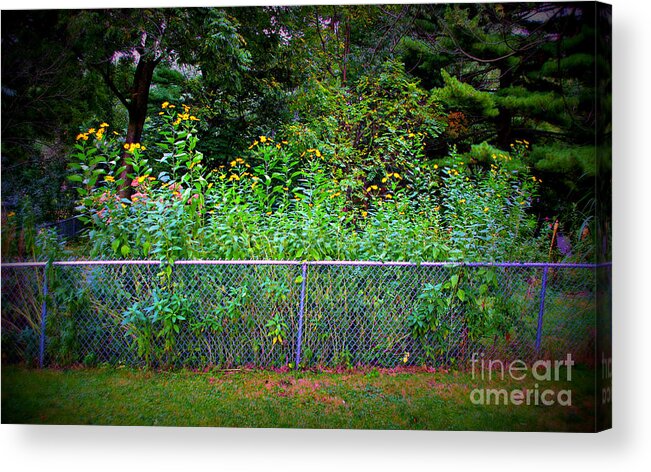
[162,101,169,109]
[123,143,129,150]
[121,203,126,209]
[315,149,322,158]
[385,194,393,199]
[7,211,16,218]
[361,211,368,217]
[484,207,489,213]
[100,122,109,128]
[87,128,96,134]
[459,199,466,204]
[382,177,388,183]
[229,174,240,181]
[137,176,146,184]
[393,173,401,179]
[259,135,267,143]
[433,164,438,170]
[76,133,88,141]
[266,211,272,216]
[105,175,115,183]
[523,139,529,145]
[158,111,165,115]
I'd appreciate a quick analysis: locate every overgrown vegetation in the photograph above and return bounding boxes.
[1,4,610,371]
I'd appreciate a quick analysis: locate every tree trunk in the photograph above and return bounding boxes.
[118,57,158,200]
[495,65,514,149]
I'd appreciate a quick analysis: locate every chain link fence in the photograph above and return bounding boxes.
[1,260,610,369]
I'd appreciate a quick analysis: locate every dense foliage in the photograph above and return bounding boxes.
[2,3,611,264]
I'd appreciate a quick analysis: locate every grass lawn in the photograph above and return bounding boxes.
[1,365,597,431]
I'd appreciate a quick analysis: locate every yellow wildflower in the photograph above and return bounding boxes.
[259,136,267,143]
[229,174,240,181]
[100,122,109,128]
[162,101,169,109]
[484,207,489,213]
[433,164,438,170]
[361,211,368,217]
[105,175,115,183]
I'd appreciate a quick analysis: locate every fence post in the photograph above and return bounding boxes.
[39,267,48,368]
[295,262,308,368]
[535,265,549,353]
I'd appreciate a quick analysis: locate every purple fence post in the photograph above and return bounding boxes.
[535,265,549,353]
[294,262,308,368]
[39,267,48,368]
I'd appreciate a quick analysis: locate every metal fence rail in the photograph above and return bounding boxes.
[1,260,611,369]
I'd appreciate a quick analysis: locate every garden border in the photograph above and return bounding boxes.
[1,260,611,368]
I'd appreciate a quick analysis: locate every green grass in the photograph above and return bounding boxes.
[1,365,598,431]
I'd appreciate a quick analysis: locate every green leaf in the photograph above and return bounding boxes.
[450,274,459,288]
